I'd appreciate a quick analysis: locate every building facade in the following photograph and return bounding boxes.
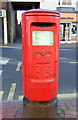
[1,0,78,44]
[56,0,77,42]
[41,0,77,42]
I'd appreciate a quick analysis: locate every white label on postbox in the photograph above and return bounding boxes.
[32,31,54,46]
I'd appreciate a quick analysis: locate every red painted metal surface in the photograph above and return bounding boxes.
[22,9,60,101]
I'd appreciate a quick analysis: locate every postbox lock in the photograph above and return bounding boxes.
[55,60,57,63]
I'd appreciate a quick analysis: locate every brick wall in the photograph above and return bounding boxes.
[0,1,7,9]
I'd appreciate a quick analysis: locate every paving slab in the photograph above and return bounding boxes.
[0,99,77,119]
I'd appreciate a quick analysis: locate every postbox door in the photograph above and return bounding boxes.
[31,23,56,82]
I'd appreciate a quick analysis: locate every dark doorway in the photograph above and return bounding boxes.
[11,2,40,43]
[12,2,40,10]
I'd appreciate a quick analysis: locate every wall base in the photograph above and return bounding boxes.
[23,97,58,118]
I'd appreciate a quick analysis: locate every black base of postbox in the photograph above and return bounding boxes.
[23,97,58,118]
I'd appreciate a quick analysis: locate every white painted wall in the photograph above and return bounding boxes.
[17,10,26,24]
[57,0,76,8]
[41,0,58,10]
[2,10,8,44]
[10,0,41,2]
[76,0,78,11]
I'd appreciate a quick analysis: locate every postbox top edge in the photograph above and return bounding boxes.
[23,9,60,16]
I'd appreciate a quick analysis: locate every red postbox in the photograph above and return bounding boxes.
[22,9,60,101]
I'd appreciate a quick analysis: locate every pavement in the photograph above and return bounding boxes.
[0,98,77,119]
[0,41,77,119]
